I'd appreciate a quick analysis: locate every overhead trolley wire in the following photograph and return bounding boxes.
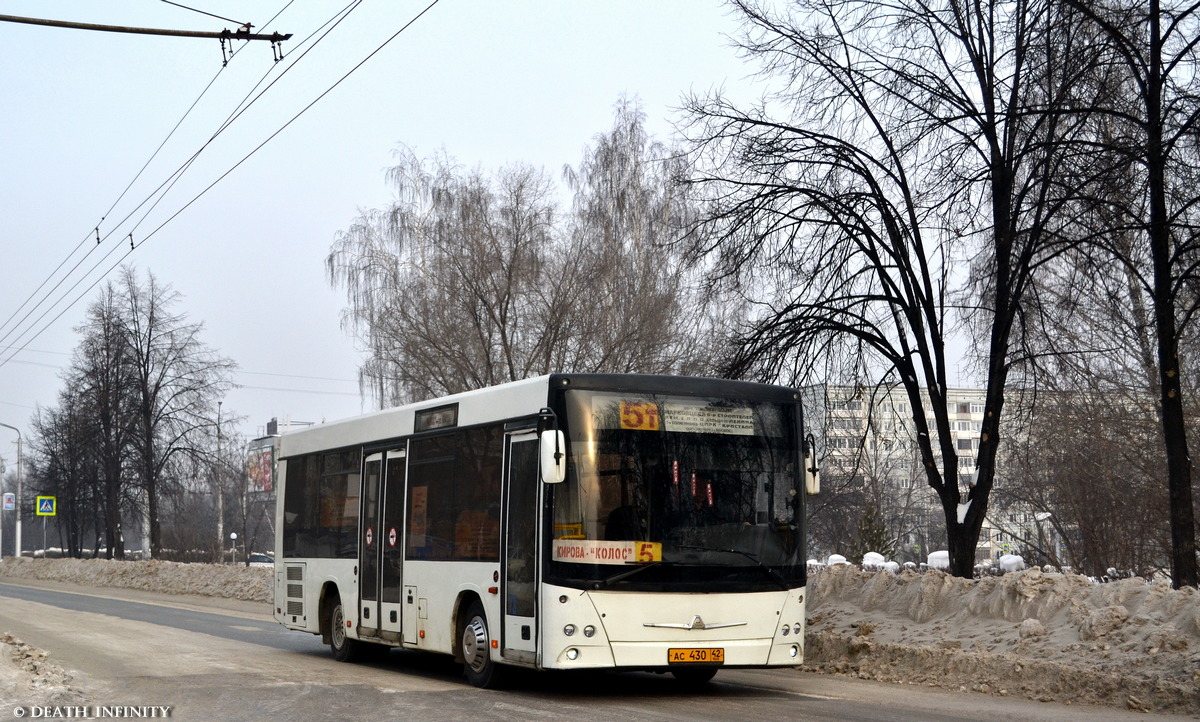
[0,0,328,366]
[0,0,440,374]
[0,1,299,346]
[159,0,251,28]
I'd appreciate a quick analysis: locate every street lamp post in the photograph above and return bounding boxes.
[0,423,23,559]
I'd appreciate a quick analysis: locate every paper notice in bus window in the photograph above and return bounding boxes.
[619,401,660,431]
[410,486,428,540]
[552,539,662,565]
[663,403,755,436]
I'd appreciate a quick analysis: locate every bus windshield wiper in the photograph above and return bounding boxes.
[674,544,790,590]
[591,560,675,589]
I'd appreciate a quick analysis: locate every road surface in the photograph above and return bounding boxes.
[0,579,1174,721]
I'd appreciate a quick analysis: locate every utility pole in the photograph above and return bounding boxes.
[0,13,293,63]
[0,423,23,558]
[215,401,223,562]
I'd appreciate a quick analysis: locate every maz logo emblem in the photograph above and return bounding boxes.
[644,615,746,631]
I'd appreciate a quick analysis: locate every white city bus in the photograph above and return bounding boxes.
[271,374,818,687]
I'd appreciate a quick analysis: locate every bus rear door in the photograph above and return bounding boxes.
[360,448,406,641]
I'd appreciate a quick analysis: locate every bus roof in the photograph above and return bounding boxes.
[277,373,799,458]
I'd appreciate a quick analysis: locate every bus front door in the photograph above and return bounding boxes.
[360,448,406,642]
[501,432,539,663]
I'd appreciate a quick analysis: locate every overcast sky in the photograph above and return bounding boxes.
[0,0,757,454]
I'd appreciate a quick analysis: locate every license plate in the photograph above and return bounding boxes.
[668,648,724,664]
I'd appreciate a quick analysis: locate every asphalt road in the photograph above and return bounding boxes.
[0,579,1174,722]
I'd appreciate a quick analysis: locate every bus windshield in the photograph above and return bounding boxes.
[547,388,806,592]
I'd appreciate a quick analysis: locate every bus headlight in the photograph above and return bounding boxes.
[781,625,790,636]
[793,623,802,635]
[790,645,799,658]
[583,625,596,638]
[563,624,576,636]
[566,648,580,660]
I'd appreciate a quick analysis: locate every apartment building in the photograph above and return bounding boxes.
[802,384,1046,565]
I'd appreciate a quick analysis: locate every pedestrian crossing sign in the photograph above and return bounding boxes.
[36,496,56,516]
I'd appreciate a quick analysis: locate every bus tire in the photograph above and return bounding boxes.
[329,598,362,663]
[670,666,718,686]
[459,600,502,688]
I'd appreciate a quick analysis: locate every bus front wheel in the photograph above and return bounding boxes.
[459,600,502,688]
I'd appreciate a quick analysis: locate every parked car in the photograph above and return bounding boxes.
[247,553,274,568]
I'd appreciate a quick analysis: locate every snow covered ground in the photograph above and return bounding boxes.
[1,557,1197,714]
[806,563,1200,714]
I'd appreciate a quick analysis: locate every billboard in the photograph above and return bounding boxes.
[247,444,275,493]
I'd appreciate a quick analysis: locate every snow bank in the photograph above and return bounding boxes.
[807,564,1200,714]
[0,557,271,602]
[0,633,86,708]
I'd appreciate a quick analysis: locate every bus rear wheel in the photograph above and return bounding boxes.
[459,600,502,688]
[329,598,362,663]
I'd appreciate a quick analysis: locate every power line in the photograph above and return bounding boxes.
[0,3,298,346]
[238,385,361,397]
[240,370,358,383]
[0,1,338,367]
[0,1,440,374]
[159,1,249,28]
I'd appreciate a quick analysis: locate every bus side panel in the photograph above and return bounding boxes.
[398,560,496,655]
[275,558,357,637]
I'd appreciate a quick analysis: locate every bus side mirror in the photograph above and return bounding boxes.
[804,434,820,495]
[540,429,566,484]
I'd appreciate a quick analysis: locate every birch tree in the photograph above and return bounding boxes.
[328,101,713,405]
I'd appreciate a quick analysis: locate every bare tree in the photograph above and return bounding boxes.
[684,0,1100,577]
[28,385,102,558]
[1061,0,1200,588]
[562,98,713,375]
[327,150,566,403]
[27,268,236,560]
[72,283,138,559]
[328,100,713,405]
[1002,390,1169,576]
[118,267,236,558]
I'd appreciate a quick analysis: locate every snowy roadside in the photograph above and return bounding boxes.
[806,564,1200,715]
[0,557,270,712]
[0,556,271,602]
[0,633,88,709]
[1,558,1198,714]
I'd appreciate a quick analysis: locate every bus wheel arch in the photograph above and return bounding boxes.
[450,592,480,664]
[318,582,341,645]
